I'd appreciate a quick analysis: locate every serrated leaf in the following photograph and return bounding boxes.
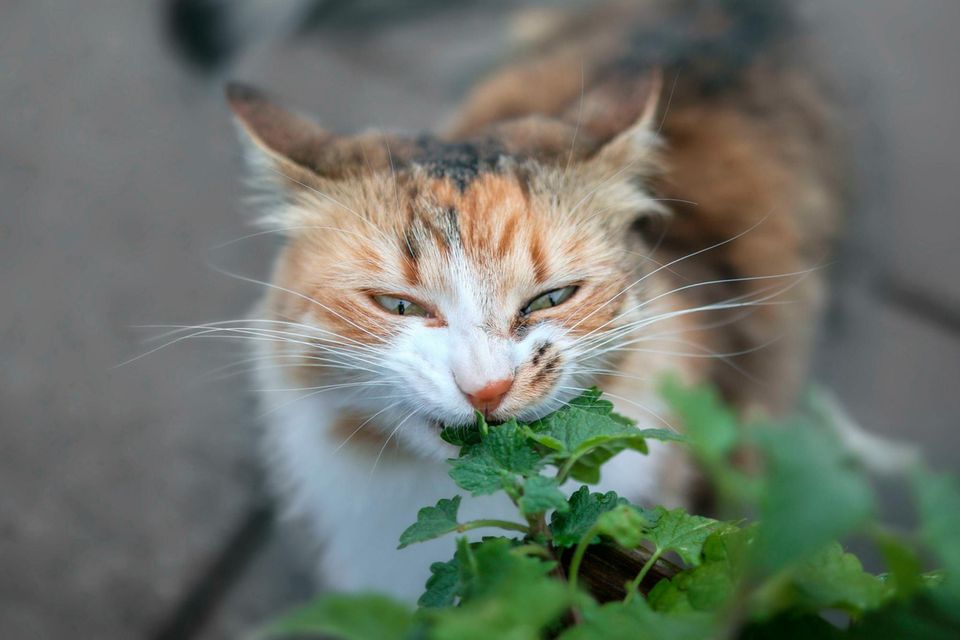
[647,528,749,614]
[419,556,460,608]
[398,496,461,549]
[549,486,626,548]
[440,423,483,447]
[648,558,735,614]
[258,593,413,640]
[643,506,725,566]
[524,388,673,483]
[447,419,542,495]
[750,542,892,620]
[789,542,892,614]
[518,475,569,516]
[527,389,649,457]
[595,504,652,549]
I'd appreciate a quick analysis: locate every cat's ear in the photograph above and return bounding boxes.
[226,83,336,188]
[587,69,663,176]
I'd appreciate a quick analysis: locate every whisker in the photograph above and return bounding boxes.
[209,225,372,250]
[126,326,383,370]
[370,408,418,476]
[266,165,392,245]
[561,215,773,338]
[255,380,390,394]
[206,264,390,344]
[571,265,817,351]
[332,401,402,455]
[140,321,382,354]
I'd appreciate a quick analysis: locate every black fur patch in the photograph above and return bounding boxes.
[531,342,550,367]
[412,136,508,191]
[616,0,793,96]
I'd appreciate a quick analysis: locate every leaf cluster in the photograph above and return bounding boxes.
[261,382,960,640]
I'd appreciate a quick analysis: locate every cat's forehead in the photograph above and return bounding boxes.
[398,169,554,291]
[407,136,516,192]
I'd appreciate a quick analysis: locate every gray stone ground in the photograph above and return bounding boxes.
[1,1,958,638]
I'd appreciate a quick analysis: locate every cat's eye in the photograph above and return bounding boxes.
[520,285,579,316]
[372,294,431,318]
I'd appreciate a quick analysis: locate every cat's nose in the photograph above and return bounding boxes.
[461,377,514,416]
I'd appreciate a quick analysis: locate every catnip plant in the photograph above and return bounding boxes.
[260,380,960,640]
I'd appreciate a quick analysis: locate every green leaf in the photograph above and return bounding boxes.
[647,528,748,614]
[258,593,413,640]
[440,423,483,447]
[752,542,892,619]
[642,506,725,566]
[456,538,556,597]
[660,376,738,463]
[875,530,925,600]
[648,559,735,614]
[428,538,569,640]
[448,419,542,495]
[518,475,569,516]
[846,594,960,640]
[526,387,645,454]
[739,613,845,640]
[913,470,960,600]
[788,543,892,614]
[659,377,757,506]
[549,486,626,548]
[525,388,676,482]
[430,578,569,640]
[419,556,460,608]
[595,504,652,549]
[752,421,874,570]
[398,496,461,549]
[558,598,714,640]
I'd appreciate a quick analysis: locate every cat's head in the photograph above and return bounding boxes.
[228,81,676,457]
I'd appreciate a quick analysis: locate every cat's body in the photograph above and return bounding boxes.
[230,0,843,599]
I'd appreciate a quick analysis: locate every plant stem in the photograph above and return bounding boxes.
[526,511,549,539]
[556,452,586,484]
[456,519,530,535]
[567,522,603,595]
[624,548,662,602]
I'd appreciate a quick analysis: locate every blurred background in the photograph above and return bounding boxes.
[1,0,958,638]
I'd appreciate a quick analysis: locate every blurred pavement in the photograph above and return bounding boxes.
[1,1,958,638]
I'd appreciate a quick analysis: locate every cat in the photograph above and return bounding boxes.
[225,0,843,599]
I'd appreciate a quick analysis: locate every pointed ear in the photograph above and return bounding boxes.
[226,82,335,186]
[588,69,663,175]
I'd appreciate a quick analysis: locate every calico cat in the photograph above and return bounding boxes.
[226,0,843,598]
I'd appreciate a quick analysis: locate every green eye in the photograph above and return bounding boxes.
[521,285,579,316]
[373,294,431,318]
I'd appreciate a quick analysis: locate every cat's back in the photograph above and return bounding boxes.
[452,0,846,412]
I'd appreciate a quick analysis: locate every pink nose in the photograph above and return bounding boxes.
[462,378,514,415]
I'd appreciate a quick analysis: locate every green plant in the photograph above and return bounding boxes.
[259,380,960,639]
